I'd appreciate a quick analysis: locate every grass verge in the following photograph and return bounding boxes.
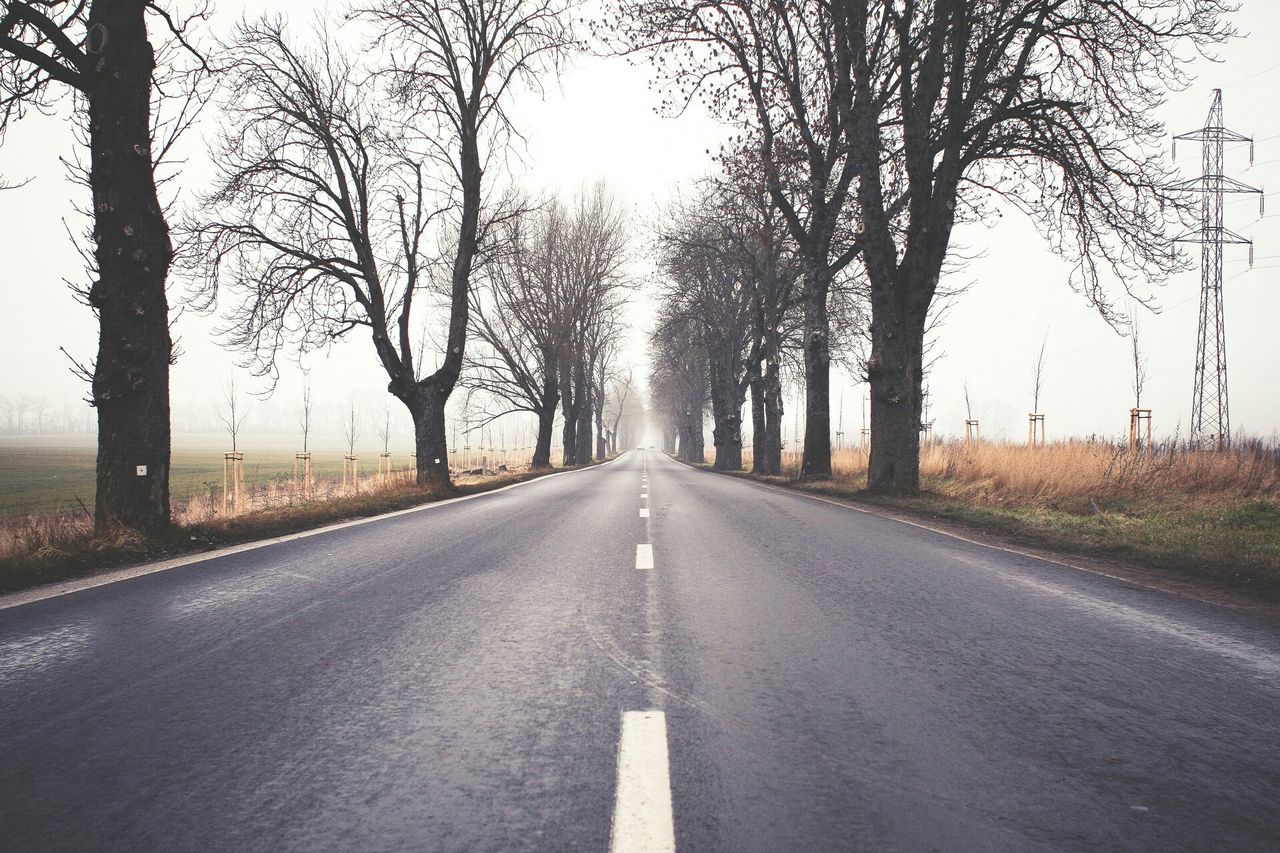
[0,466,581,597]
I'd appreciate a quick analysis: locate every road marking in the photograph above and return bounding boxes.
[610,710,675,853]
[635,544,654,570]
[639,508,649,518]
[641,492,648,499]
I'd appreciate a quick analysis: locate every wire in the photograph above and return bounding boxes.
[963,265,1261,392]
[1221,62,1280,90]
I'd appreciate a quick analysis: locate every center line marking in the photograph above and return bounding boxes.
[610,710,675,853]
[635,544,654,570]
[639,508,649,518]
[641,492,648,499]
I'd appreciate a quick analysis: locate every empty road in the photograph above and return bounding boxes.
[2,449,1279,851]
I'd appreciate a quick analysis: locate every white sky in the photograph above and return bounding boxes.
[0,0,1277,447]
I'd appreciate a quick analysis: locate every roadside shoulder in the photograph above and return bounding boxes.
[1,453,626,610]
[673,455,1280,620]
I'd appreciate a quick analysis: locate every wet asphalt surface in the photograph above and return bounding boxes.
[2,449,1279,851]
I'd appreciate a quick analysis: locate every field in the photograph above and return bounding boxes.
[712,439,1280,597]
[0,433,577,595]
[0,434,548,518]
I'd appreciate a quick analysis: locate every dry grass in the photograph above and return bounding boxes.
[839,440,1278,510]
[714,439,1279,507]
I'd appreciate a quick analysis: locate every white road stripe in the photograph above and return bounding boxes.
[641,492,648,499]
[635,544,654,570]
[610,710,675,853]
[639,508,649,518]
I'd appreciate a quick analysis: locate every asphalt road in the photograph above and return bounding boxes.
[2,449,1279,851]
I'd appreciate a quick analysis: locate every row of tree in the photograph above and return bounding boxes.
[466,185,633,468]
[0,396,93,434]
[0,0,623,532]
[623,0,1230,492]
[649,170,805,474]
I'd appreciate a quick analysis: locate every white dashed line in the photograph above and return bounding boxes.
[639,508,649,518]
[610,710,675,853]
[635,544,654,570]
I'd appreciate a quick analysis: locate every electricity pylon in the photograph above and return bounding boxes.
[1170,89,1262,449]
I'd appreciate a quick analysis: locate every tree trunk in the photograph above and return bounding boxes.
[594,388,606,461]
[867,291,927,494]
[762,358,784,476]
[681,404,705,463]
[800,264,832,479]
[531,360,559,469]
[88,1,173,531]
[559,362,578,465]
[708,356,744,471]
[395,381,451,488]
[574,361,592,464]
[711,402,743,469]
[750,375,766,474]
[532,406,556,470]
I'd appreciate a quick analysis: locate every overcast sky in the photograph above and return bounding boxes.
[1,0,1277,447]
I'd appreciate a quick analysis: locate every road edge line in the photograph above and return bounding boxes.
[666,454,1213,597]
[0,452,632,612]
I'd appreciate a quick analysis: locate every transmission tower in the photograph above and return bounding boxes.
[1170,89,1262,449]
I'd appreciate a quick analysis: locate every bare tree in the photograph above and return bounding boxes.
[583,310,623,462]
[618,2,865,479]
[652,167,805,474]
[1031,337,1047,415]
[558,187,630,465]
[361,0,572,476]
[465,185,629,467]
[657,196,758,471]
[188,10,568,488]
[1,0,209,529]
[299,379,313,454]
[343,401,361,457]
[649,306,708,463]
[379,405,392,454]
[465,209,563,468]
[842,1,1231,492]
[605,370,633,455]
[217,372,250,454]
[1130,317,1148,409]
[30,396,50,433]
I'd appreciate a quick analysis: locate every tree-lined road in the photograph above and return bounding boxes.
[3,450,1279,851]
